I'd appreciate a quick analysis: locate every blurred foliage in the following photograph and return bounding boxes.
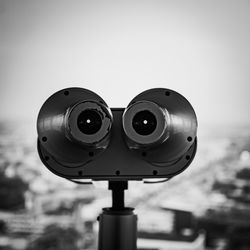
[0,172,28,211]
[44,197,94,216]
[228,226,250,250]
[0,247,14,250]
[236,168,250,180]
[212,181,235,193]
[26,224,81,250]
[0,220,7,234]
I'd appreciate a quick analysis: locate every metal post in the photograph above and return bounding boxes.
[98,181,137,250]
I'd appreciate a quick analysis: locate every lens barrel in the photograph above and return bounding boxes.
[123,101,170,147]
[37,88,112,166]
[122,88,197,164]
[66,101,112,147]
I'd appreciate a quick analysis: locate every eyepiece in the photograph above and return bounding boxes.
[122,101,169,147]
[66,101,112,146]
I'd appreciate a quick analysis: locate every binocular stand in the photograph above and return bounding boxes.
[98,181,137,250]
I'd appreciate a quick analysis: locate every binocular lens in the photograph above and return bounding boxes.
[122,101,168,147]
[77,109,102,135]
[66,101,112,147]
[132,110,157,136]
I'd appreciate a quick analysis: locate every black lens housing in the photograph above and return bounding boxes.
[122,88,197,165]
[123,101,169,148]
[66,101,112,147]
[37,87,197,181]
[37,88,112,166]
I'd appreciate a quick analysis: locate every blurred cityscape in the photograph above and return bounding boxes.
[0,121,250,250]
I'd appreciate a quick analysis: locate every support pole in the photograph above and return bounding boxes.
[98,181,137,250]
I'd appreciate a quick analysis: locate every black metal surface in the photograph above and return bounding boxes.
[123,88,198,164]
[37,87,197,181]
[98,181,137,250]
[98,208,137,250]
[37,88,112,166]
[38,109,197,180]
[109,181,128,210]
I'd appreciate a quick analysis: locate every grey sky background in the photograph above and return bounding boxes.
[0,0,250,128]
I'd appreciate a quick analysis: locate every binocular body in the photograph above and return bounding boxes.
[37,88,197,181]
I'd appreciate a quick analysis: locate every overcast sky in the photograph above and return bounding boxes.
[0,0,250,127]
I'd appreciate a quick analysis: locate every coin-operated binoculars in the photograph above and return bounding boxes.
[37,87,197,250]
